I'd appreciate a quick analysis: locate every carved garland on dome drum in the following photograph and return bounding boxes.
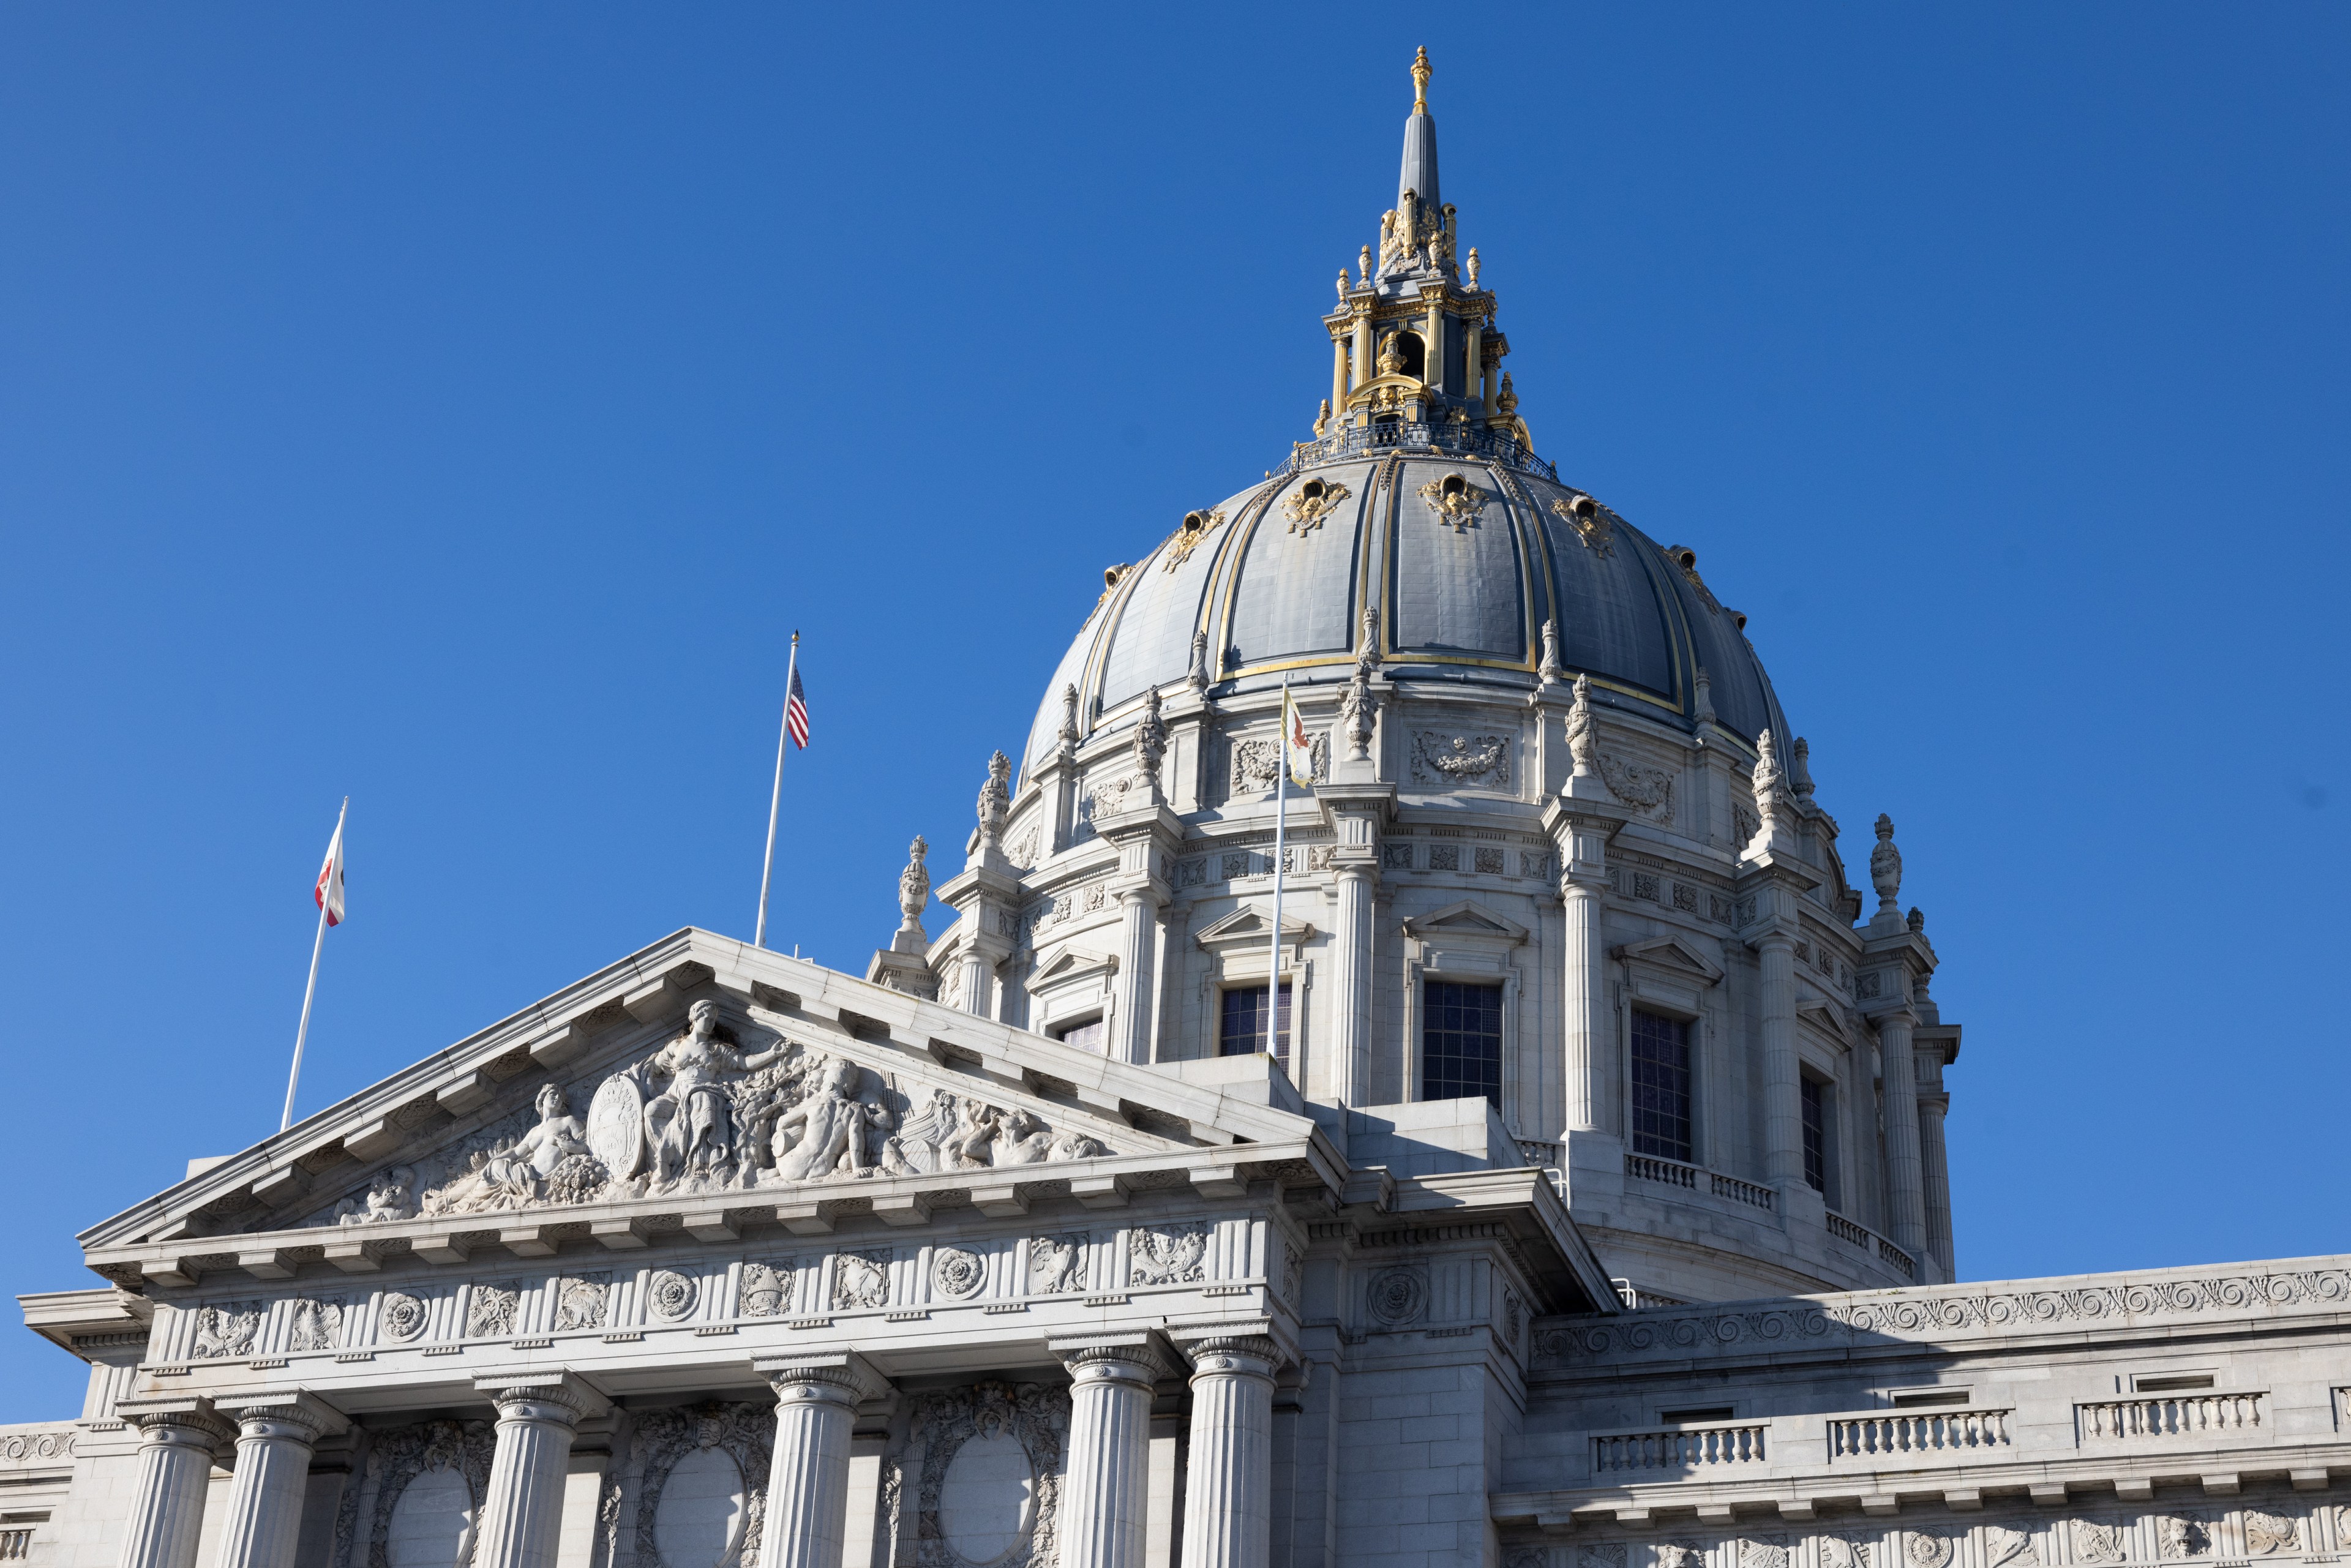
[312,999,1114,1228]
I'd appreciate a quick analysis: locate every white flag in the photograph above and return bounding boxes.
[314,808,347,927]
[1280,687,1316,789]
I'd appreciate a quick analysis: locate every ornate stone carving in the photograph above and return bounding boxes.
[554,1274,609,1332]
[424,1083,605,1218]
[1029,1234,1087,1296]
[1580,1547,1626,1568]
[1429,843,1460,871]
[976,750,1011,859]
[358,1419,497,1568]
[1744,1537,1791,1568]
[1658,1544,1705,1568]
[1507,1549,1548,1568]
[1411,731,1511,786]
[1283,476,1351,535]
[465,1282,520,1340]
[932,1247,986,1300]
[1342,606,1380,761]
[191,1301,265,1360]
[1419,473,1490,531]
[287,1296,344,1353]
[1057,682,1081,760]
[1984,1524,2039,1568]
[1284,1244,1305,1304]
[1233,732,1327,790]
[625,1402,773,1568]
[2157,1515,2213,1559]
[335,1166,417,1226]
[1694,664,1717,723]
[1565,673,1596,778]
[1162,508,1225,571]
[1872,815,1902,920]
[2069,1520,2126,1565]
[1551,493,1616,556]
[1133,689,1166,797]
[647,1269,699,1323]
[378,1291,429,1343]
[896,836,931,947]
[0,1432,73,1461]
[1791,736,1815,799]
[1366,1266,1427,1326]
[1744,729,1793,853]
[1128,1222,1210,1287]
[1818,1536,1871,1568]
[833,1250,891,1313]
[885,1381,1068,1568]
[740,1261,792,1318]
[2243,1510,2302,1555]
[1599,752,1675,819]
[1903,1533,1952,1568]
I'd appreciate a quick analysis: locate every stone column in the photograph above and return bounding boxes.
[1329,337,1348,415]
[1878,1007,1927,1260]
[1921,1089,1954,1279]
[1176,1334,1281,1568]
[1421,297,1445,392]
[1111,887,1161,1065]
[1757,928,1803,1188]
[756,1354,885,1568]
[1544,799,1621,1138]
[1318,787,1390,1106]
[471,1374,610,1568]
[1351,312,1371,392]
[212,1394,347,1568]
[1052,1337,1169,1568]
[115,1401,232,1568]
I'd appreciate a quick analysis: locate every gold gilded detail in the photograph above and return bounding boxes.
[1551,495,1615,558]
[1419,473,1490,533]
[1283,477,1352,536]
[1162,509,1226,572]
[1411,46,1431,113]
[1662,545,1722,612]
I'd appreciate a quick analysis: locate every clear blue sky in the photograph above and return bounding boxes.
[4,5,2346,1417]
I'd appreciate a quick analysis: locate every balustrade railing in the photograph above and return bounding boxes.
[1593,1422,1769,1474]
[1826,1212,1870,1247]
[1625,1152,1698,1190]
[1878,1237,1918,1279]
[1712,1172,1775,1210]
[1624,1153,1775,1212]
[1828,1408,2012,1460]
[2078,1391,2265,1441]
[1280,420,1560,483]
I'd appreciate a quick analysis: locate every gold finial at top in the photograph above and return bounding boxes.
[1412,46,1431,113]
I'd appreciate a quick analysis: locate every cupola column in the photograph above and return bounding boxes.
[1463,320,1482,415]
[1921,1085,1954,1278]
[1330,335,1348,415]
[1421,288,1445,392]
[1875,1005,1927,1261]
[1351,307,1373,400]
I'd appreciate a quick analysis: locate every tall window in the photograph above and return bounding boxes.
[1801,1075,1827,1193]
[1629,1010,1693,1161]
[1422,981,1503,1108]
[1219,983,1291,1062]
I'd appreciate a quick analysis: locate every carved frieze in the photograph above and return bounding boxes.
[1410,731,1511,787]
[378,1291,429,1343]
[1028,1234,1088,1296]
[1128,1222,1209,1287]
[1597,752,1674,820]
[463,1282,520,1340]
[554,1275,609,1332]
[1365,1266,1427,1327]
[1232,733,1327,792]
[303,1000,1121,1233]
[191,1301,265,1360]
[287,1297,344,1353]
[931,1246,986,1300]
[645,1269,699,1324]
[740,1261,792,1319]
[833,1251,891,1313]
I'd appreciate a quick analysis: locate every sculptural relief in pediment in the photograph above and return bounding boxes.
[305,1000,1123,1232]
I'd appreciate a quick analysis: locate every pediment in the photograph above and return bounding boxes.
[85,929,1327,1266]
[1030,942,1117,989]
[1798,998,1854,1045]
[1401,899,1528,945]
[1610,934,1725,984]
[1194,906,1316,952]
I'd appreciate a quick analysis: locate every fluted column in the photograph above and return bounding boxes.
[1921,1090,1954,1278]
[1176,1335,1281,1568]
[1560,876,1607,1133]
[1110,888,1161,1065]
[1758,929,1804,1188]
[756,1354,885,1568]
[1878,1007,1927,1259]
[1329,337,1348,415]
[212,1394,347,1568]
[471,1374,609,1568]
[116,1402,231,1568]
[1052,1338,1169,1568]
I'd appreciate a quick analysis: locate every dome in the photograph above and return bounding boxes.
[1022,449,1787,776]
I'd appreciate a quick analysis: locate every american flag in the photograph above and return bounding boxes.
[785,664,810,749]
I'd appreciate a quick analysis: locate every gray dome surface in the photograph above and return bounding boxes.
[1024,452,1786,773]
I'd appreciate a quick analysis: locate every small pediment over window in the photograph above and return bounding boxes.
[1194,906,1316,953]
[1611,934,1724,984]
[1031,943,1118,990]
[1401,899,1528,945]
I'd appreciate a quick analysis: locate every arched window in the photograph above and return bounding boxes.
[1393,330,1426,381]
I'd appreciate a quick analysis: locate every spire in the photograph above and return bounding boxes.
[1398,45,1441,214]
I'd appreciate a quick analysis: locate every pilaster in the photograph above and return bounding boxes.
[1734,850,1825,1199]
[1095,800,1184,1065]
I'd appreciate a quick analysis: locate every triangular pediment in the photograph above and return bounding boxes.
[1401,899,1529,944]
[1610,934,1725,983]
[1030,942,1117,988]
[1193,906,1316,951]
[83,929,1328,1275]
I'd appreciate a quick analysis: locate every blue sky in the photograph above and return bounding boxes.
[3,5,2347,1417]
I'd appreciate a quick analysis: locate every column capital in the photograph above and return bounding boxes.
[117,1396,234,1448]
[1168,1317,1291,1378]
[473,1370,610,1426]
[754,1349,888,1406]
[1048,1330,1176,1382]
[216,1390,349,1442]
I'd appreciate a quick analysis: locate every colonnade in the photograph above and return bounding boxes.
[114,1329,1283,1568]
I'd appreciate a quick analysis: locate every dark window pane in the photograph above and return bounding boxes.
[1219,983,1290,1062]
[1629,1010,1692,1161]
[1422,981,1503,1109]
[1054,1017,1104,1054]
[1801,1075,1826,1192]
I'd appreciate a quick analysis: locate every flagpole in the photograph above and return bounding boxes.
[754,632,799,950]
[1269,675,1288,1059]
[282,797,345,1133]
